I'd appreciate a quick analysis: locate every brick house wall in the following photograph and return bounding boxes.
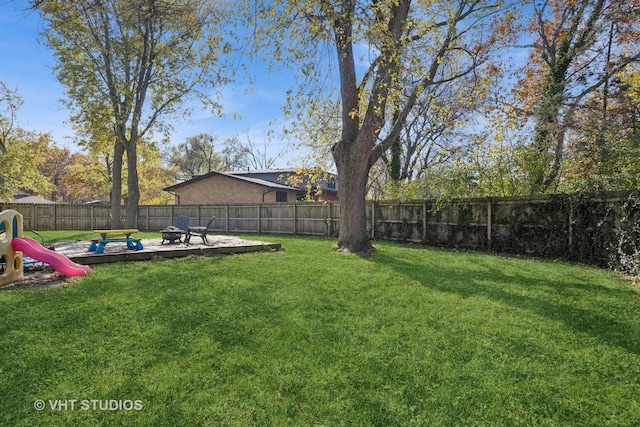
[170,174,299,204]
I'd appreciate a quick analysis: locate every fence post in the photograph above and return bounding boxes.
[487,200,492,251]
[422,201,427,243]
[370,201,375,239]
[568,200,573,250]
[257,205,261,233]
[225,205,229,233]
[325,203,330,237]
[293,203,298,236]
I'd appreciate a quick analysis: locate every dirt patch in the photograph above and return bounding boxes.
[0,265,70,290]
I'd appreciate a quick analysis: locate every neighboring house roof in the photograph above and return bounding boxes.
[0,176,57,204]
[228,169,339,195]
[12,191,56,204]
[163,171,303,193]
[228,168,294,175]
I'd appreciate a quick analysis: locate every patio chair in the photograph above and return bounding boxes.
[185,216,215,245]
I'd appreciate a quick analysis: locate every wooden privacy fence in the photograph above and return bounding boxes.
[0,202,341,237]
[367,192,638,268]
[134,203,341,236]
[3,190,639,268]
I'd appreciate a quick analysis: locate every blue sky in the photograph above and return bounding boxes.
[0,0,300,167]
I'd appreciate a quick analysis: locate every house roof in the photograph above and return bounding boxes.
[163,171,303,193]
[227,168,296,175]
[12,191,56,204]
[227,169,339,195]
[227,168,338,178]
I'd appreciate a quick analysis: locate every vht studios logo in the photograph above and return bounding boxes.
[34,399,143,411]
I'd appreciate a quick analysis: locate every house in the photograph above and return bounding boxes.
[228,169,339,202]
[163,171,303,205]
[163,169,339,205]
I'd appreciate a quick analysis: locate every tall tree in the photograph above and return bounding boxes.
[169,134,239,180]
[0,81,23,156]
[230,129,283,170]
[251,0,513,254]
[34,0,230,227]
[519,0,640,193]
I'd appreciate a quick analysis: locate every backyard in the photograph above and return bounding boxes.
[1,232,639,426]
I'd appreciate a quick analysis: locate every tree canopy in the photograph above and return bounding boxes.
[34,0,231,227]
[247,0,516,253]
[519,0,640,194]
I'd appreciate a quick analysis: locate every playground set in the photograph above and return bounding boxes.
[0,209,90,287]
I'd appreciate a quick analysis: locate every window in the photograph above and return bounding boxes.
[327,178,336,189]
[276,191,288,202]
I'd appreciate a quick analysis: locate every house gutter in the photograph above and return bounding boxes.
[166,190,180,205]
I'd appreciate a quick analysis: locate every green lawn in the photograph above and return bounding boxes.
[1,233,640,426]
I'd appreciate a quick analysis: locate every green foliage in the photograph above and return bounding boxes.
[36,0,232,226]
[60,152,113,203]
[519,0,639,194]
[560,68,640,193]
[0,130,54,201]
[137,142,175,205]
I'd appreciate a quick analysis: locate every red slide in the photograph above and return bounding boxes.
[11,237,91,277]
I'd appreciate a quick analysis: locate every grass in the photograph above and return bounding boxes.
[1,233,640,426]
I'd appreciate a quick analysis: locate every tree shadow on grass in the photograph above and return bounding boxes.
[373,249,640,356]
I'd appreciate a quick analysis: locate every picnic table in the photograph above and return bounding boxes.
[88,229,143,254]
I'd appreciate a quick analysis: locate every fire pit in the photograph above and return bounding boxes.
[159,226,185,245]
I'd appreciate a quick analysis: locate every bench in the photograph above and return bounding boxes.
[88,229,143,253]
[89,238,143,253]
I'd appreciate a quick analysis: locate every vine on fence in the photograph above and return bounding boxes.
[568,192,615,267]
[610,190,640,276]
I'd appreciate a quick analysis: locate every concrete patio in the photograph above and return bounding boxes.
[54,235,281,265]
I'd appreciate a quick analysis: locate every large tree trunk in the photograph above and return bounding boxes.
[124,140,140,229]
[329,0,409,256]
[110,140,124,229]
[333,139,375,255]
